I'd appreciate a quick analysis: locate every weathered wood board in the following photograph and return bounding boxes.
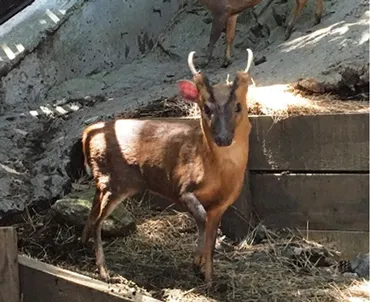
[131,114,369,242]
[18,255,161,302]
[248,114,369,171]
[251,173,369,231]
[0,227,20,302]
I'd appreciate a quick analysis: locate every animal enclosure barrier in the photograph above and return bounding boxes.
[235,112,369,257]
[0,227,160,302]
[149,113,369,258]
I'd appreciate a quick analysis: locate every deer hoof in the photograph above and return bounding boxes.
[204,276,213,288]
[99,265,110,282]
[314,14,322,25]
[285,26,293,40]
[222,57,232,68]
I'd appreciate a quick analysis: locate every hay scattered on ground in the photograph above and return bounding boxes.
[116,96,200,119]
[15,197,369,302]
[248,84,369,120]
[114,86,368,122]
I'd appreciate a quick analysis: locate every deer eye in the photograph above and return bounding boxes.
[203,104,211,116]
[235,103,242,113]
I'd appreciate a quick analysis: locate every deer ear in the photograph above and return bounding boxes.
[177,80,199,102]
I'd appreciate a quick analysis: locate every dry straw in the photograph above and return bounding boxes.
[16,196,369,302]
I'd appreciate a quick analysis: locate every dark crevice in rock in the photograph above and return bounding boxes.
[66,138,88,182]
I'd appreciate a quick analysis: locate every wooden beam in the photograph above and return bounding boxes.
[0,227,20,302]
[248,114,369,171]
[18,255,161,302]
[251,173,369,231]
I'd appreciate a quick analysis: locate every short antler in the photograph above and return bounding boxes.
[188,51,199,76]
[244,48,254,73]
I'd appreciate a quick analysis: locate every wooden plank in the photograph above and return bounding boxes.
[0,227,20,302]
[251,173,369,231]
[248,114,369,171]
[18,255,161,302]
[298,230,369,260]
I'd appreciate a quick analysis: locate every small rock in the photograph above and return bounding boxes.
[343,272,359,278]
[255,56,267,66]
[350,253,369,279]
[51,188,136,237]
[338,253,369,280]
[297,78,326,93]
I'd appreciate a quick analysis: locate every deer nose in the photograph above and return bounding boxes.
[214,136,233,147]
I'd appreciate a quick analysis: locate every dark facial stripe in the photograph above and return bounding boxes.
[200,73,216,103]
[227,75,239,104]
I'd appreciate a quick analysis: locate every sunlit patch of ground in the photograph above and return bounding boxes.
[247,83,369,120]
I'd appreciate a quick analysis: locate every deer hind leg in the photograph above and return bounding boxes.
[93,188,129,281]
[180,193,207,276]
[81,188,101,245]
[222,14,238,68]
[205,12,229,66]
[285,0,308,40]
[314,0,323,25]
[84,181,133,282]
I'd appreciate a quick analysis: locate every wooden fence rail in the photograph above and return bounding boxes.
[0,227,20,302]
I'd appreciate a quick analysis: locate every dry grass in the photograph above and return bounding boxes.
[15,197,369,302]
[114,85,368,123]
[247,84,369,121]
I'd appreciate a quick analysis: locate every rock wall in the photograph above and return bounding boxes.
[1,0,182,109]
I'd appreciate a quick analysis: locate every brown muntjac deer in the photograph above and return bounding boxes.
[200,0,324,66]
[80,48,254,284]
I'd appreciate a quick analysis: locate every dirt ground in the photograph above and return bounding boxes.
[16,194,370,302]
[0,0,369,300]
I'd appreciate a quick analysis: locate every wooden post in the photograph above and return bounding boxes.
[0,227,20,302]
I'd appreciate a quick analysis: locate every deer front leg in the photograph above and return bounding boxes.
[222,14,238,68]
[203,205,229,284]
[314,0,323,25]
[180,193,207,276]
[285,0,308,40]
